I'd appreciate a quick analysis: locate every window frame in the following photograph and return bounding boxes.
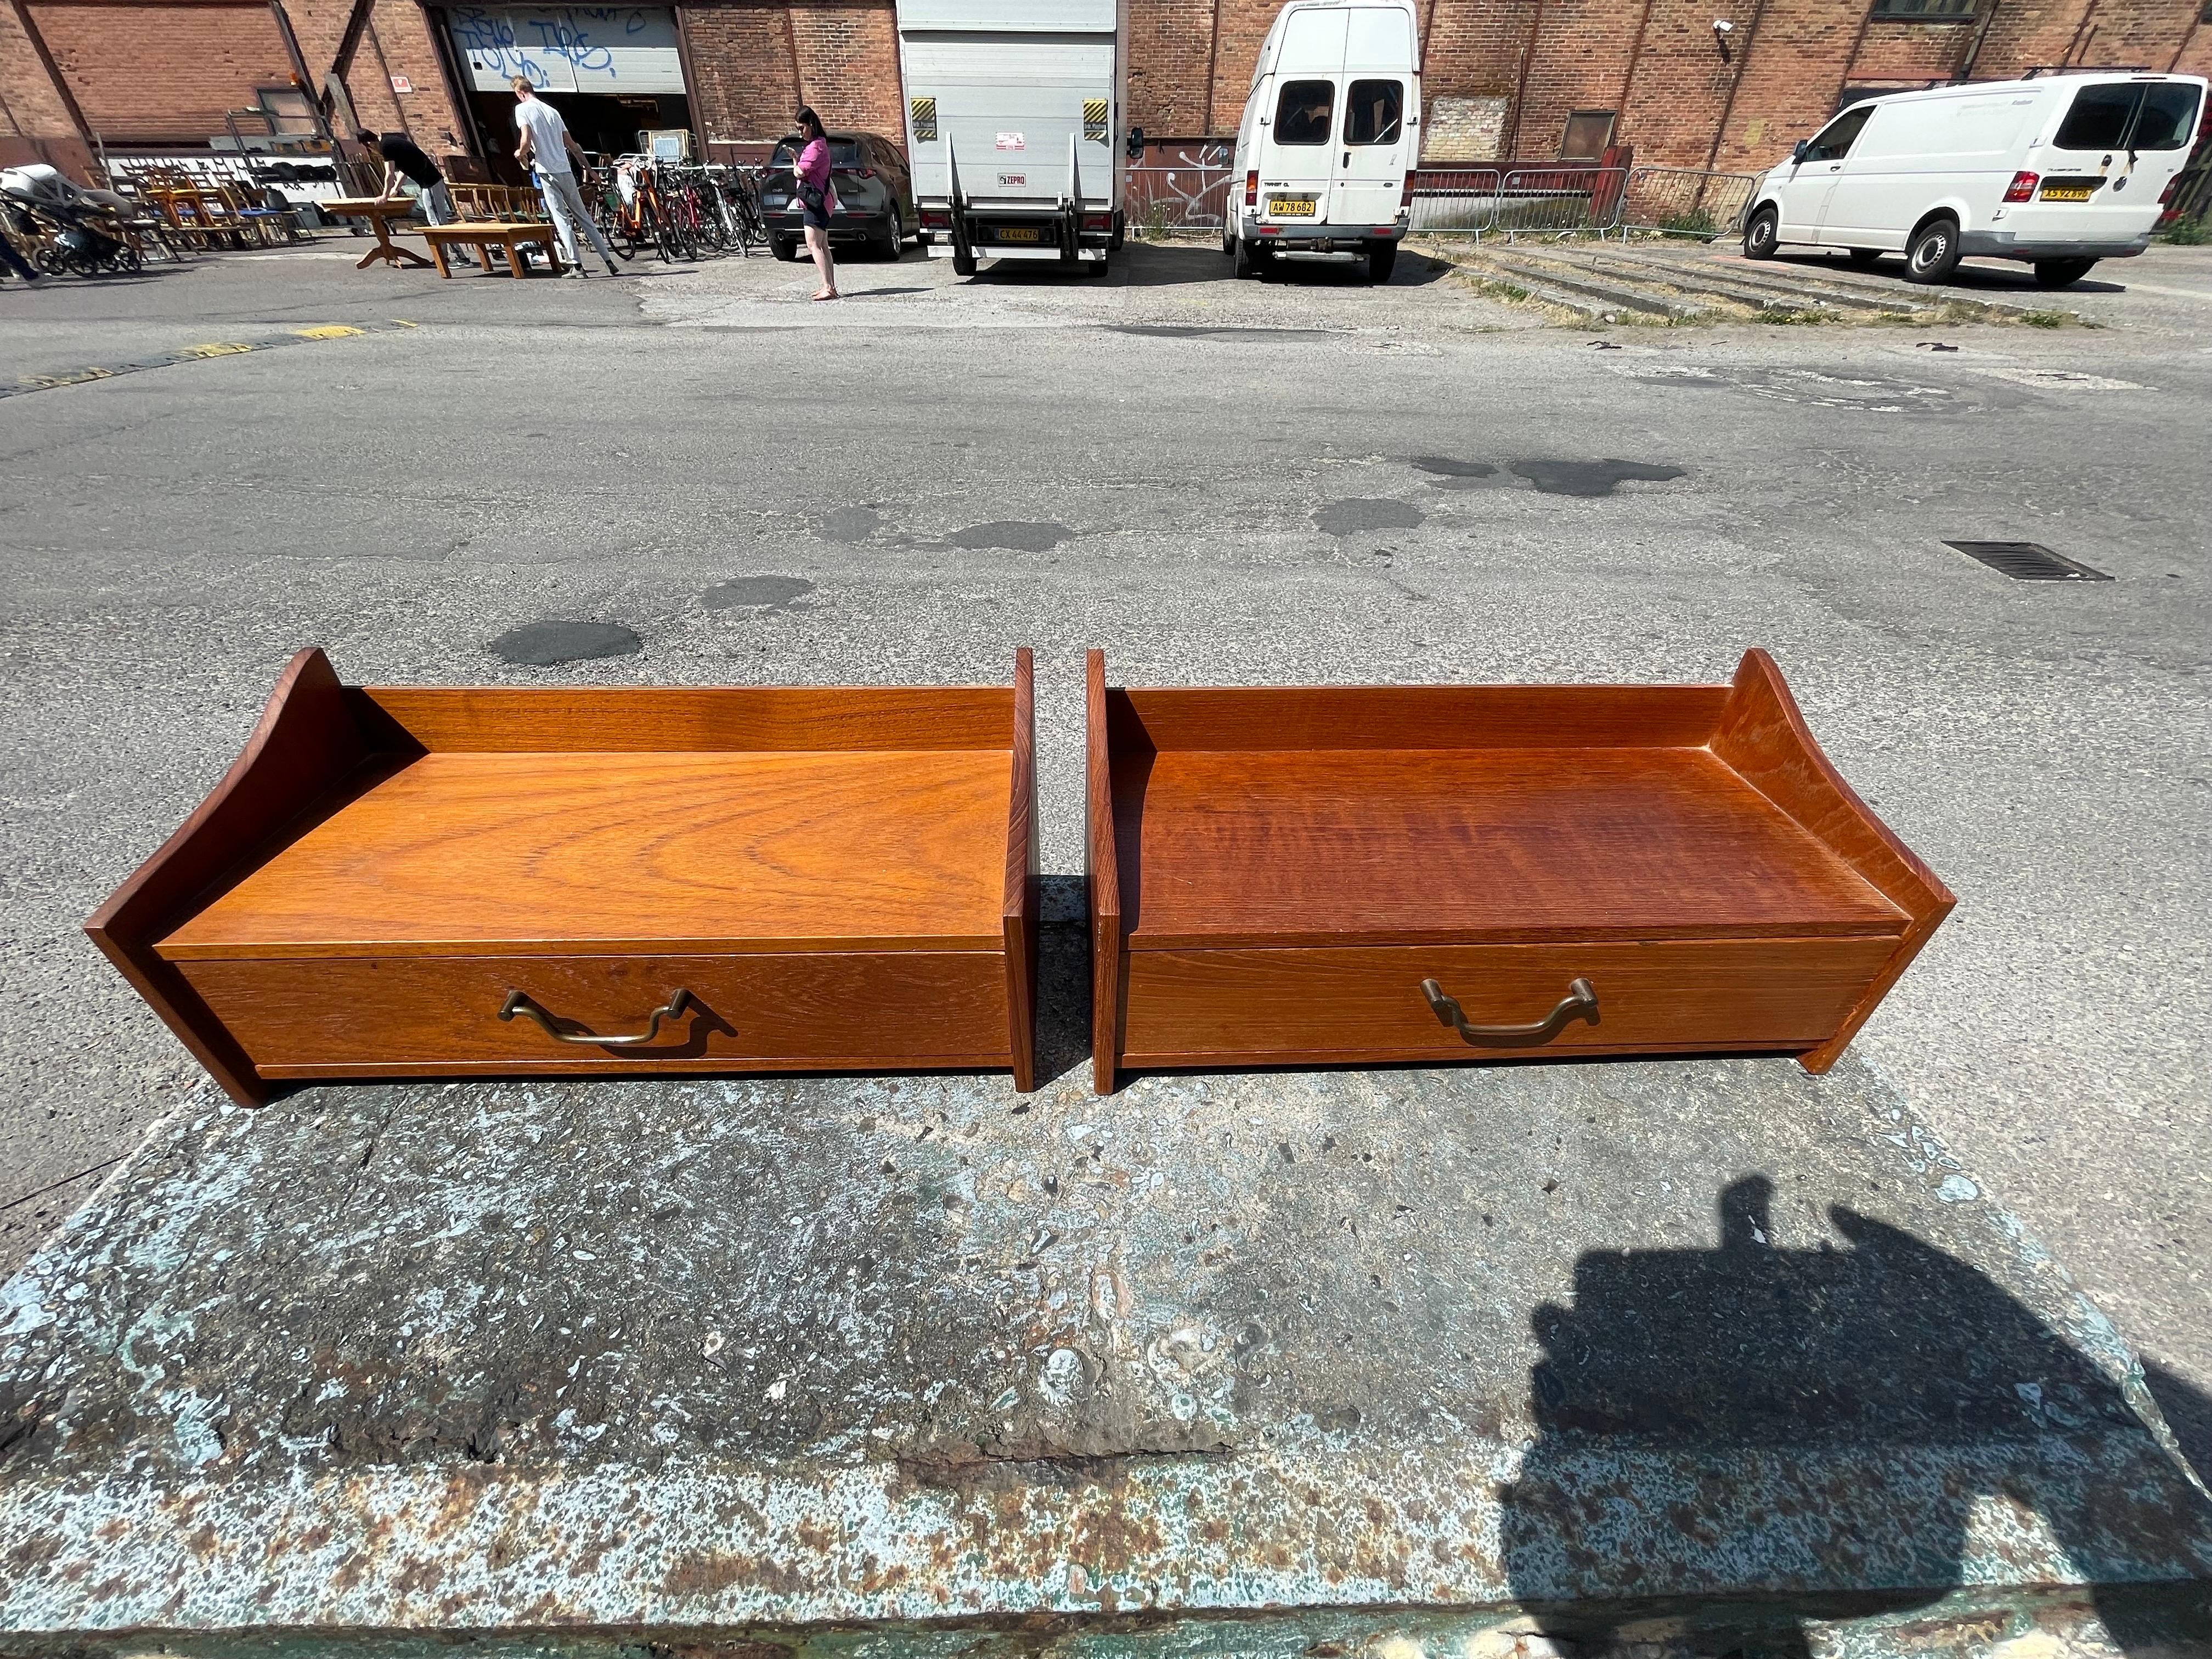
[1559,108,1617,162]
[1272,78,1336,146]
[1344,77,1406,146]
[1867,0,1977,22]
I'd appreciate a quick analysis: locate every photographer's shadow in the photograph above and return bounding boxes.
[1503,1177,2212,1657]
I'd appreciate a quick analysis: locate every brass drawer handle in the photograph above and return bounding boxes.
[498,987,696,1047]
[1421,977,1596,1043]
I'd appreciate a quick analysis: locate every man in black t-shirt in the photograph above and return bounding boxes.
[357,129,473,266]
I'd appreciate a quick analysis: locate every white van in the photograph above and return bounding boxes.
[1742,72,2207,287]
[1225,0,1420,283]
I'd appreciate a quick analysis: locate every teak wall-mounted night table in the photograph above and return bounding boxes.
[89,649,1040,1103]
[1086,648,1952,1093]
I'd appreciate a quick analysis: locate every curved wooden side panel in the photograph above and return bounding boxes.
[83,647,370,1105]
[1086,650,1121,1095]
[1002,647,1039,1092]
[1709,649,1957,1074]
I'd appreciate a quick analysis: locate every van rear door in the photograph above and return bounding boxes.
[1331,8,1414,226]
[2033,79,2204,239]
[1257,6,1345,226]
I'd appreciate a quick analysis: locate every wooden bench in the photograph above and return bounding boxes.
[421,220,561,278]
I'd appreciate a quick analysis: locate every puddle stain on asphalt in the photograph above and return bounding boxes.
[1316,499,1425,535]
[701,576,815,611]
[816,506,884,544]
[948,522,1074,552]
[489,620,644,665]
[1510,460,1688,498]
[1412,458,1499,478]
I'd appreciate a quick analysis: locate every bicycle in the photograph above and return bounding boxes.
[718,167,772,255]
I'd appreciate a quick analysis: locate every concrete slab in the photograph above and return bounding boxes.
[4,921,2208,1655]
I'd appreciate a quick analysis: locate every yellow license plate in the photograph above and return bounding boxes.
[997,227,1041,242]
[2040,186,2094,202]
[1269,197,1317,217]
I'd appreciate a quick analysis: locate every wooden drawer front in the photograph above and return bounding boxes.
[182,952,1008,1072]
[1120,937,1899,1064]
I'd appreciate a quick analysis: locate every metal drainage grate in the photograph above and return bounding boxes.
[1945,540,2112,582]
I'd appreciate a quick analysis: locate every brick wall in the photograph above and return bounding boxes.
[29,2,297,144]
[1130,0,1215,133]
[791,1,902,135]
[4,0,2203,183]
[684,5,802,146]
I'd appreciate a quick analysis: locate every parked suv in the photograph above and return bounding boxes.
[761,131,916,261]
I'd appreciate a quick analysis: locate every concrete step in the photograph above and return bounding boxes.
[1448,261,1614,323]
[1468,249,1707,320]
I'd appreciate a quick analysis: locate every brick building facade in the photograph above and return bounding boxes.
[4,0,2208,183]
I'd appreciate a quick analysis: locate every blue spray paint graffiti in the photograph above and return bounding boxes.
[449,6,677,90]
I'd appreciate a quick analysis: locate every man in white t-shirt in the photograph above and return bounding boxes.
[510,77,624,278]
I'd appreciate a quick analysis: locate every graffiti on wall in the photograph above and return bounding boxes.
[1125,137,1233,229]
[448,6,684,94]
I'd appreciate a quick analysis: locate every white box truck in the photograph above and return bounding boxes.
[896,0,1128,274]
[1741,72,2207,287]
[1226,0,1421,284]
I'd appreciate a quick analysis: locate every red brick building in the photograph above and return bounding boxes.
[4,0,2207,185]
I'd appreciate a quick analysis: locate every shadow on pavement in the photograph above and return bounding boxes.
[1764,249,2129,296]
[1505,1175,2212,1657]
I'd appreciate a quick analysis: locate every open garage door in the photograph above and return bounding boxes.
[443,4,691,161]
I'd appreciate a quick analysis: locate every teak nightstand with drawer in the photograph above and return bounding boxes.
[1085,648,1952,1093]
[88,647,1041,1104]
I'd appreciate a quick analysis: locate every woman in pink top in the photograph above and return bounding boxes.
[794,106,838,302]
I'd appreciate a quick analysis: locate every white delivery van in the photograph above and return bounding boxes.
[1742,72,2207,287]
[1225,0,1420,283]
[897,0,1128,275]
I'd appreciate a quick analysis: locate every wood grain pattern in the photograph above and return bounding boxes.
[1709,649,1956,1073]
[158,749,1014,958]
[1002,647,1039,1091]
[1113,684,1732,753]
[1122,937,1898,1061]
[84,647,371,1106]
[1089,654,1950,1091]
[350,686,1018,753]
[1087,650,1122,1094]
[180,951,1008,1069]
[1116,747,1905,949]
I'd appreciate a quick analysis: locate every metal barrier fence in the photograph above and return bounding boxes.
[1124,165,1234,232]
[1618,166,1761,238]
[1119,162,1758,241]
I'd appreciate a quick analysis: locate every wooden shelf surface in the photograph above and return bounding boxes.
[1113,746,1907,949]
[160,748,1016,958]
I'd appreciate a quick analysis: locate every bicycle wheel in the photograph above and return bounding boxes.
[691,185,729,252]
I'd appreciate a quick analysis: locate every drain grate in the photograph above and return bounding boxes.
[1945,540,2111,582]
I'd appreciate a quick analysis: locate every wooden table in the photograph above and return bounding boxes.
[320,196,434,270]
[421,219,561,279]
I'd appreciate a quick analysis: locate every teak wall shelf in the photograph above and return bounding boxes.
[88,648,1041,1104]
[1085,649,1953,1093]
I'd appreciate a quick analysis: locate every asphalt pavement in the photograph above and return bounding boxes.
[2,230,2209,1491]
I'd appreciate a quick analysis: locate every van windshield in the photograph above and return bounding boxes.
[1274,80,1334,145]
[2054,82,2201,151]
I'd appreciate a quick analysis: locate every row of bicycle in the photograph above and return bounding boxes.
[582,160,774,263]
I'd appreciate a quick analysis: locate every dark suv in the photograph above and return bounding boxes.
[761,132,916,261]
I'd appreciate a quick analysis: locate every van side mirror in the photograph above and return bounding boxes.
[1791,139,1809,164]
[1126,126,1145,161]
